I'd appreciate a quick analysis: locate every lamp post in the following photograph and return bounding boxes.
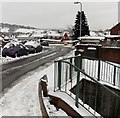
[74,2,82,38]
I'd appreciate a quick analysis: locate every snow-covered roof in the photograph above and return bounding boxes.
[47,33,62,37]
[0,27,9,32]
[81,40,100,43]
[31,33,45,37]
[17,34,29,38]
[87,47,96,50]
[104,35,120,38]
[15,28,36,33]
[47,30,62,37]
[78,36,105,40]
[63,31,72,37]
[90,31,97,36]
[34,29,46,34]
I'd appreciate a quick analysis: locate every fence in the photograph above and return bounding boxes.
[82,56,120,87]
[54,55,120,117]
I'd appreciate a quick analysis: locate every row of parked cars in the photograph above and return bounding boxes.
[2,40,49,58]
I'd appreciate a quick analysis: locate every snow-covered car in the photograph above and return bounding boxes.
[25,45,36,54]
[2,42,29,58]
[41,41,49,46]
[25,41,43,53]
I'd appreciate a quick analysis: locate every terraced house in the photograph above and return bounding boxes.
[110,22,120,35]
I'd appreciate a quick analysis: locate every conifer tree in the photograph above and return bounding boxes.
[73,11,90,38]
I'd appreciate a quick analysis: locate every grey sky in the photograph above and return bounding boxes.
[2,2,119,30]
[118,1,120,22]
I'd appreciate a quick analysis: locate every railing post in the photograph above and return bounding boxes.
[69,58,73,82]
[75,71,80,108]
[98,60,100,81]
[80,54,83,70]
[113,66,116,86]
[58,61,61,90]
[74,51,83,70]
[54,62,56,92]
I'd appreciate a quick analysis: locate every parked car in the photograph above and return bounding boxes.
[2,42,29,58]
[25,45,36,54]
[25,41,43,53]
[41,41,49,46]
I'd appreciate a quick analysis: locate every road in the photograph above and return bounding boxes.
[1,46,72,91]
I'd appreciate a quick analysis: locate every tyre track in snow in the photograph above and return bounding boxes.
[1,46,72,91]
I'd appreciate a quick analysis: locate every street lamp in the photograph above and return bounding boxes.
[74,2,82,38]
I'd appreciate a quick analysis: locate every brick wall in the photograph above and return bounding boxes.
[99,47,120,64]
[75,45,120,64]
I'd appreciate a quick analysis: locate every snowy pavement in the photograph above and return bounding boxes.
[0,62,53,116]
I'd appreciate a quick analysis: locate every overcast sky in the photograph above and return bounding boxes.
[1,1,119,30]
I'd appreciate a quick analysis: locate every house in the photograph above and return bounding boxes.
[61,32,70,42]
[47,31,62,39]
[110,22,120,35]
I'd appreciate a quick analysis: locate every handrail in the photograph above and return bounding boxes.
[61,60,120,98]
[54,55,120,117]
[55,54,120,87]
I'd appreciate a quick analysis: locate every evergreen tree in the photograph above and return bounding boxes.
[73,11,90,38]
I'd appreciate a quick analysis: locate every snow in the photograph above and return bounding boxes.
[47,31,62,37]
[87,47,96,50]
[15,28,36,33]
[90,31,97,36]
[0,45,50,65]
[0,47,74,116]
[0,37,3,40]
[3,36,10,39]
[49,92,95,117]
[47,33,61,37]
[43,96,69,117]
[31,33,45,38]
[103,46,120,49]
[15,28,63,38]
[78,36,105,40]
[0,28,9,32]
[104,35,120,38]
[17,34,29,37]
[24,41,40,48]
[41,62,96,117]
[0,62,53,116]
[0,60,71,116]
[1,45,119,117]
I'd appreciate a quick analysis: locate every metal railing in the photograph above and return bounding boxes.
[55,55,120,88]
[82,56,120,87]
[54,55,120,117]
